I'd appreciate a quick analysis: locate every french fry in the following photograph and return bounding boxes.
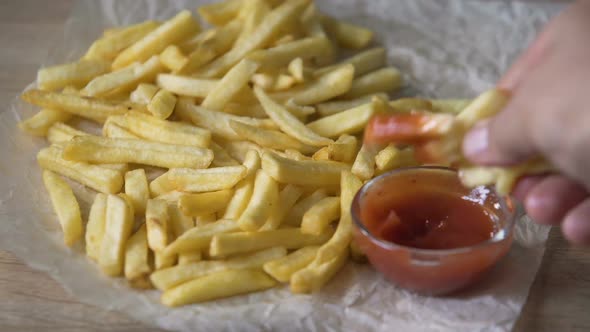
[62,136,214,169]
[149,172,175,197]
[125,169,149,215]
[197,0,310,78]
[342,67,402,99]
[209,227,334,258]
[147,89,177,119]
[156,74,217,98]
[130,83,159,105]
[247,37,332,69]
[195,213,217,226]
[124,224,152,286]
[351,144,380,180]
[229,120,316,154]
[84,21,160,61]
[37,60,111,91]
[263,245,319,282]
[178,190,234,216]
[201,59,260,110]
[160,45,188,72]
[315,47,386,78]
[287,57,309,83]
[47,122,90,144]
[164,219,239,255]
[18,109,72,137]
[313,134,358,163]
[430,99,472,114]
[86,193,107,261]
[283,188,328,226]
[42,170,83,246]
[37,146,124,194]
[389,98,433,112]
[290,247,348,293]
[178,252,202,265]
[155,247,177,270]
[254,87,332,146]
[301,196,340,235]
[82,56,163,97]
[234,0,271,46]
[210,142,241,167]
[320,15,373,49]
[156,190,184,204]
[284,99,315,120]
[198,0,242,26]
[103,122,140,139]
[307,101,375,138]
[165,166,247,192]
[99,194,134,276]
[261,151,349,187]
[112,10,200,69]
[317,93,387,117]
[222,150,260,220]
[168,204,194,237]
[220,140,266,162]
[146,199,170,251]
[238,170,279,231]
[375,145,418,175]
[456,89,510,128]
[260,184,304,230]
[152,246,285,291]
[21,89,138,123]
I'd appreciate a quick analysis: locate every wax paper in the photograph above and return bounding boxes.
[0,0,566,331]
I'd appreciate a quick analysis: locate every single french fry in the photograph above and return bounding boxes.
[229,120,316,154]
[125,169,149,215]
[261,151,349,187]
[290,247,348,293]
[164,219,239,255]
[47,122,90,144]
[263,245,319,282]
[155,249,177,270]
[375,145,418,174]
[178,190,233,217]
[63,136,214,169]
[169,204,194,237]
[112,10,200,69]
[147,89,177,119]
[160,45,188,72]
[21,89,139,123]
[201,59,260,110]
[430,99,472,114]
[254,87,332,146]
[124,224,152,285]
[198,0,242,26]
[342,67,402,99]
[238,170,279,231]
[195,213,217,226]
[130,83,159,105]
[210,142,241,167]
[287,57,310,83]
[99,194,134,276]
[315,47,386,78]
[146,199,170,251]
[317,93,387,117]
[37,146,124,194]
[283,188,328,227]
[222,150,261,220]
[86,193,107,261]
[152,246,285,291]
[84,21,160,61]
[247,37,332,69]
[165,166,246,192]
[178,251,202,265]
[260,184,304,230]
[301,196,340,235]
[18,109,73,137]
[156,190,184,204]
[456,89,510,128]
[156,74,217,98]
[351,144,379,181]
[42,170,83,246]
[37,60,111,91]
[234,0,271,46]
[103,121,140,139]
[320,15,373,49]
[307,101,375,138]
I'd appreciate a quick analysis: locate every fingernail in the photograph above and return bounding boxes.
[462,123,489,160]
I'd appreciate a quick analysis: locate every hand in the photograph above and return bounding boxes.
[462,1,590,245]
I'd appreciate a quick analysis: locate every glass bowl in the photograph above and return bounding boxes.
[351,166,516,295]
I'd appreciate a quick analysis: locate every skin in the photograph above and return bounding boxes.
[462,1,590,245]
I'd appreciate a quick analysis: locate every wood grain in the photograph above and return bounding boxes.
[1,1,589,331]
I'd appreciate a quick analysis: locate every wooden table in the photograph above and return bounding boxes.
[1,1,589,331]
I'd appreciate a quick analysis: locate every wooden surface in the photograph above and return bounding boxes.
[1,1,589,331]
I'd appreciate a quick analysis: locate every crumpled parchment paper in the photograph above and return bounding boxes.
[0,0,565,331]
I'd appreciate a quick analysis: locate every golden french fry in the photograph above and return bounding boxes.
[124,224,152,285]
[234,0,271,45]
[238,170,279,231]
[165,166,247,192]
[18,109,72,137]
[155,249,177,270]
[130,83,159,105]
[152,246,285,291]
[210,227,333,258]
[155,190,184,204]
[169,204,194,237]
[37,60,111,91]
[287,57,310,83]
[63,136,214,169]
[178,190,233,216]
[307,101,375,138]
[103,121,140,139]
[125,169,149,215]
[351,144,379,180]
[260,184,304,230]
[315,47,386,78]
[375,145,418,175]
[247,37,332,69]
[389,98,433,112]
[112,10,200,69]
[290,247,348,294]
[283,188,328,227]
[160,45,188,72]
[430,99,472,114]
[222,150,261,220]
[229,120,316,154]
[301,196,340,235]
[42,170,83,246]
[263,245,319,282]
[37,146,124,194]
[219,140,266,162]
[47,122,90,144]
[84,21,160,61]
[254,87,332,146]
[456,89,510,128]
[195,213,217,226]
[146,199,170,251]
[198,0,242,26]
[261,151,349,187]
[147,89,177,119]
[21,89,139,123]
[156,74,217,98]
[164,219,239,255]
[320,15,373,49]
[86,193,107,261]
[178,251,202,265]
[161,269,276,307]
[201,59,260,110]
[210,142,241,167]
[342,67,402,99]
[317,93,387,117]
[314,134,358,163]
[99,194,134,276]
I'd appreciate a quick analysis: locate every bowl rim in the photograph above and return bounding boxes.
[350,165,517,256]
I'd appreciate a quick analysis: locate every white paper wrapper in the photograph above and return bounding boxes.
[0,1,565,331]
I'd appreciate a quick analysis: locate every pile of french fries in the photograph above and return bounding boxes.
[19,0,471,307]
